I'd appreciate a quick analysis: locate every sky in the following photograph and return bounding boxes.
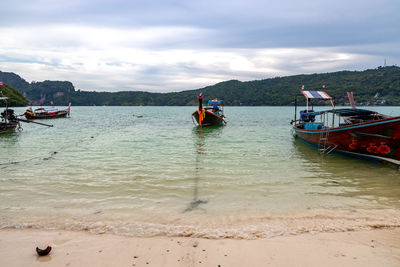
[0,0,399,92]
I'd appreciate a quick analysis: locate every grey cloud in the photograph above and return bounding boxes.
[0,0,399,92]
[2,0,399,50]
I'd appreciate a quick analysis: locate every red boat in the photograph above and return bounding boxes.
[24,105,70,120]
[192,93,226,127]
[292,89,400,165]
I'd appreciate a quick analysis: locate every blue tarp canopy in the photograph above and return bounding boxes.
[208,99,221,105]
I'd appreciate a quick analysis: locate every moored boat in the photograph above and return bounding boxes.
[24,105,70,120]
[192,93,226,127]
[292,88,400,165]
[0,97,20,134]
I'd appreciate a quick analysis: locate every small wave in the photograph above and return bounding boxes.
[1,209,400,239]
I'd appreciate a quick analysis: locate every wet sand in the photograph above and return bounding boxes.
[0,228,399,267]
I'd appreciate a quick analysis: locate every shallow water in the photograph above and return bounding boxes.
[1,106,400,238]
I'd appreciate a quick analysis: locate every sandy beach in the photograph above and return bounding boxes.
[1,228,399,267]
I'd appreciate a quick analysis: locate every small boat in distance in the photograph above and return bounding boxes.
[192,93,226,127]
[24,104,70,120]
[292,88,400,165]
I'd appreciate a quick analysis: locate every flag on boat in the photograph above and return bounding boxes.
[0,90,3,97]
[347,91,356,109]
[0,81,3,85]
[301,90,331,99]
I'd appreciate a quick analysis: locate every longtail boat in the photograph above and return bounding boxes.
[24,105,70,120]
[1,97,53,134]
[192,93,226,127]
[291,88,400,165]
[0,97,19,134]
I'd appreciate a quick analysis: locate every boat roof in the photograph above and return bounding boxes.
[318,108,377,116]
[35,107,57,109]
[0,97,8,100]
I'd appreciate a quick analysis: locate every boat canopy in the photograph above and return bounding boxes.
[306,108,377,117]
[301,90,331,99]
[323,108,377,116]
[35,107,58,112]
[0,97,8,100]
[208,99,221,105]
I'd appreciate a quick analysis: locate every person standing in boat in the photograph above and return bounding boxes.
[212,99,220,114]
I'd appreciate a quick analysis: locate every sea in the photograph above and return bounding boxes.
[1,106,400,239]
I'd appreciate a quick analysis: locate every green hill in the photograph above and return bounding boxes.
[0,84,28,107]
[0,66,399,106]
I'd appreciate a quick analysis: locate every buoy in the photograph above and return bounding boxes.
[349,143,358,150]
[378,144,391,154]
[366,145,379,154]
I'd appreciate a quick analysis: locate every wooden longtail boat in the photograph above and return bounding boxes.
[0,97,19,134]
[24,105,70,120]
[292,89,400,165]
[0,120,18,134]
[1,97,54,133]
[192,93,226,127]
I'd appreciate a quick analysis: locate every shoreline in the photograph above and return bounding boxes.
[1,228,399,267]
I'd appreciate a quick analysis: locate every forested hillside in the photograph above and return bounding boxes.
[0,66,399,106]
[0,84,28,107]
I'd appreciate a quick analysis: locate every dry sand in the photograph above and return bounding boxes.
[1,228,399,267]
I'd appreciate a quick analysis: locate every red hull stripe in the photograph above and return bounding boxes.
[296,135,400,165]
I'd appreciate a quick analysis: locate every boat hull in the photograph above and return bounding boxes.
[293,116,400,164]
[0,122,17,134]
[192,110,225,127]
[25,110,68,120]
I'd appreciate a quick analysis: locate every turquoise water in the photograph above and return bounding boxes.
[1,106,400,238]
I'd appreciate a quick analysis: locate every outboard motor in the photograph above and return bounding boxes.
[300,110,316,122]
[1,108,18,121]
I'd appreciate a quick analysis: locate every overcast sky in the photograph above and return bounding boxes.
[0,0,399,92]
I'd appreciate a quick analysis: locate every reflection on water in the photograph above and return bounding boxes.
[293,138,400,209]
[184,126,224,212]
[0,131,22,169]
[0,131,20,144]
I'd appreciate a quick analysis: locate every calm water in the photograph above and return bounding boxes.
[1,106,400,238]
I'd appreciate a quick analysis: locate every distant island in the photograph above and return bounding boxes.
[0,66,399,106]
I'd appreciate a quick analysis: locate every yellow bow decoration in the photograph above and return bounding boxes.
[198,109,205,125]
